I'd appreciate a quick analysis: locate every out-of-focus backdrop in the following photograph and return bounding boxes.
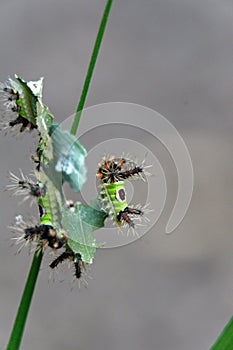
[0,1,233,349]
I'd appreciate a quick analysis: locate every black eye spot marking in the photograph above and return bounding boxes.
[116,188,126,202]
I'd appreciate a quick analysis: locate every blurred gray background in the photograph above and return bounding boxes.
[0,1,233,349]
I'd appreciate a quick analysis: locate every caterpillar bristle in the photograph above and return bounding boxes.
[6,170,46,203]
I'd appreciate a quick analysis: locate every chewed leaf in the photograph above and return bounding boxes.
[48,124,87,192]
[76,201,107,228]
[36,107,54,163]
[26,78,44,99]
[67,239,96,265]
[37,105,53,130]
[61,203,106,263]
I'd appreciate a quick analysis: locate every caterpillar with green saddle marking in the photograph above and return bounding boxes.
[8,171,68,251]
[96,156,150,229]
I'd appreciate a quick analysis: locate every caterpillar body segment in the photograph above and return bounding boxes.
[50,249,87,281]
[100,181,127,224]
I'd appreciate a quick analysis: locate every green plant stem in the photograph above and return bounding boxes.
[70,0,113,135]
[6,251,43,350]
[210,316,233,350]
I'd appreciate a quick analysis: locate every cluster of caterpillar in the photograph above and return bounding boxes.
[1,76,89,284]
[2,76,152,287]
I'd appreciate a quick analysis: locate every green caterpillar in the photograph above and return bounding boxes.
[97,156,146,228]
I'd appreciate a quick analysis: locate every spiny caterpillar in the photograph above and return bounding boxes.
[9,172,68,252]
[0,75,43,133]
[96,156,149,229]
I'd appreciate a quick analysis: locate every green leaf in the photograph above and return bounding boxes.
[67,239,96,264]
[48,124,87,192]
[36,107,54,164]
[61,203,106,263]
[90,196,106,211]
[37,105,53,129]
[75,201,108,228]
[210,317,233,350]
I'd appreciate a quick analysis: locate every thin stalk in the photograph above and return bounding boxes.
[70,0,113,135]
[6,251,43,350]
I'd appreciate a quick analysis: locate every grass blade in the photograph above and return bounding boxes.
[70,0,113,135]
[210,317,233,350]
